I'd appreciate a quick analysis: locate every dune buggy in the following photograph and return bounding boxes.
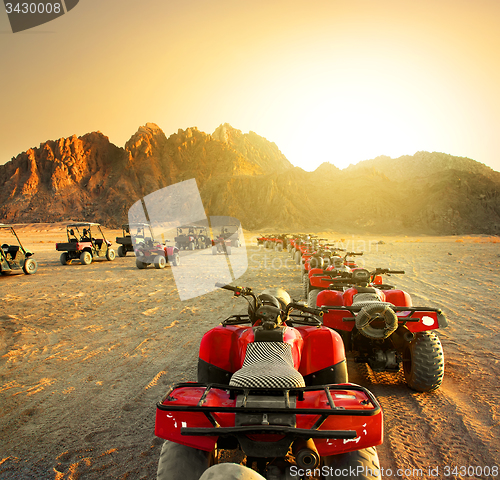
[217,225,242,248]
[133,223,180,269]
[116,224,134,257]
[175,226,198,250]
[212,234,231,256]
[56,223,116,265]
[0,224,38,275]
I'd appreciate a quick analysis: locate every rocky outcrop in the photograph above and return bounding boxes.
[0,123,499,235]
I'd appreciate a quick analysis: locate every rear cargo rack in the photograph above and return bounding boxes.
[157,382,380,439]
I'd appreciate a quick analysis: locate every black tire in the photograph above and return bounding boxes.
[60,252,70,265]
[136,258,148,269]
[307,288,320,307]
[403,331,445,392]
[154,255,166,269]
[302,276,309,300]
[322,447,381,480]
[294,250,301,265]
[170,253,180,266]
[80,251,92,265]
[117,246,126,257]
[23,258,38,275]
[156,440,212,480]
[106,248,116,261]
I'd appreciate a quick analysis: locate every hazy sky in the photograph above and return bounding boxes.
[1,0,499,171]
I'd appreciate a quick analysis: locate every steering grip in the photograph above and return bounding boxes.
[288,302,324,317]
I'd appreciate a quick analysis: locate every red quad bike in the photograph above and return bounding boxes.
[133,223,180,269]
[56,222,115,265]
[301,247,345,299]
[287,234,307,254]
[256,235,270,247]
[264,235,278,250]
[305,252,363,305]
[155,284,384,480]
[295,237,327,266]
[290,235,314,260]
[0,223,38,275]
[212,233,232,255]
[273,234,292,252]
[316,268,448,392]
[299,242,339,278]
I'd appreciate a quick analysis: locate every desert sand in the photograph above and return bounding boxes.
[1,224,499,479]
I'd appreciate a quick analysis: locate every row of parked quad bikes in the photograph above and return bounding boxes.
[3,222,448,479]
[151,234,448,479]
[0,222,241,275]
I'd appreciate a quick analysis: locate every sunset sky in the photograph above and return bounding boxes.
[1,0,499,171]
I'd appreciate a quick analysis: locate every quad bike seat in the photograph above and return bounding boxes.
[229,342,305,389]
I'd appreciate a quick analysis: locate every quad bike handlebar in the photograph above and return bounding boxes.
[216,283,325,326]
[285,302,325,318]
[372,268,405,275]
[314,268,406,287]
[215,282,254,297]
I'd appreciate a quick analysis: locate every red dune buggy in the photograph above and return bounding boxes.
[56,222,115,265]
[132,223,180,269]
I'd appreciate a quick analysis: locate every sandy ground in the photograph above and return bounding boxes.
[1,224,499,479]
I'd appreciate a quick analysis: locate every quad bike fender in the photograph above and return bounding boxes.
[402,311,447,332]
[296,326,346,377]
[199,326,252,373]
[309,276,334,290]
[308,267,323,279]
[199,326,304,373]
[165,246,179,256]
[382,289,412,307]
[316,290,344,307]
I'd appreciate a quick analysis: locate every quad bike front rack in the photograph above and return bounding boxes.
[322,305,448,331]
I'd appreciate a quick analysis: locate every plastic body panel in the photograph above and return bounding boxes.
[199,324,346,377]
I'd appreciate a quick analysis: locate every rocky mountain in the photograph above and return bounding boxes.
[0,123,499,235]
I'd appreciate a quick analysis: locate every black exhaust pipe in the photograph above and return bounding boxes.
[292,438,320,470]
[404,331,415,342]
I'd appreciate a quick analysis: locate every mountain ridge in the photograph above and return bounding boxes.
[0,123,499,235]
